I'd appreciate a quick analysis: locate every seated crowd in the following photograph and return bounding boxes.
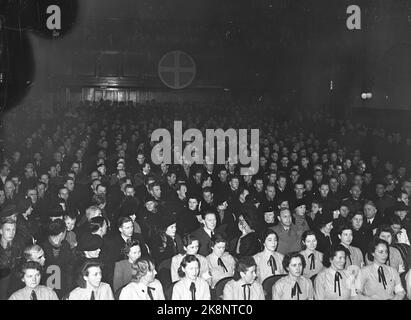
[0,102,411,300]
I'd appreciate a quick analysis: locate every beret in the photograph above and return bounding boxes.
[158,214,177,230]
[77,233,103,252]
[48,205,66,218]
[17,198,32,214]
[0,204,18,218]
[317,211,334,226]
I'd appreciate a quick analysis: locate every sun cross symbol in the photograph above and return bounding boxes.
[158,51,196,89]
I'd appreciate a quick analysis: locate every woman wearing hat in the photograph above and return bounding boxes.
[68,260,114,300]
[119,257,165,300]
[176,194,201,237]
[151,215,183,266]
[349,211,373,256]
[15,198,35,247]
[314,212,334,255]
[229,211,261,258]
[113,240,141,293]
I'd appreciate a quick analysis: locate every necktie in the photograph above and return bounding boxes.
[90,290,95,300]
[291,281,302,300]
[268,255,277,274]
[147,286,155,300]
[308,253,315,270]
[334,271,342,297]
[189,282,196,300]
[378,266,387,290]
[210,231,215,238]
[218,258,228,273]
[346,251,352,265]
[325,235,332,246]
[30,290,37,300]
[242,283,251,300]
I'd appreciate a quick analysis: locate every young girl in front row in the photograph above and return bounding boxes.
[172,255,211,300]
[272,252,314,300]
[223,256,265,300]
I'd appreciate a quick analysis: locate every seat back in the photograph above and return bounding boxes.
[262,274,286,300]
[214,276,234,300]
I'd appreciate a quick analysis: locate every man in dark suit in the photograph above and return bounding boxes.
[0,164,10,190]
[101,216,147,286]
[363,200,384,234]
[191,211,219,257]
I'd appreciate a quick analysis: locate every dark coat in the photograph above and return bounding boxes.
[42,239,75,298]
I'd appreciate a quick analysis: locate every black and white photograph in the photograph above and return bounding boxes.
[0,0,411,308]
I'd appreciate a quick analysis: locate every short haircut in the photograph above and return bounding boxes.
[261,228,278,244]
[117,216,133,229]
[121,239,140,257]
[0,217,16,227]
[177,254,200,278]
[20,261,42,279]
[89,216,107,233]
[234,256,256,281]
[375,225,394,238]
[367,238,389,262]
[336,224,353,236]
[182,234,198,248]
[78,260,103,288]
[47,219,66,236]
[282,252,306,273]
[300,230,317,250]
[23,244,43,261]
[85,206,101,221]
[210,232,227,247]
[323,244,350,268]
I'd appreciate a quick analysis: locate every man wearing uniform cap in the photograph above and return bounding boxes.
[0,204,18,223]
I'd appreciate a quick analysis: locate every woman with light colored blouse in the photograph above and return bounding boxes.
[405,269,411,300]
[337,224,364,268]
[364,225,405,274]
[314,244,357,300]
[170,234,209,283]
[206,233,236,289]
[299,230,323,279]
[9,261,58,300]
[172,255,211,300]
[223,256,265,300]
[119,257,165,300]
[272,252,314,300]
[356,239,405,300]
[68,260,114,300]
[253,229,285,283]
